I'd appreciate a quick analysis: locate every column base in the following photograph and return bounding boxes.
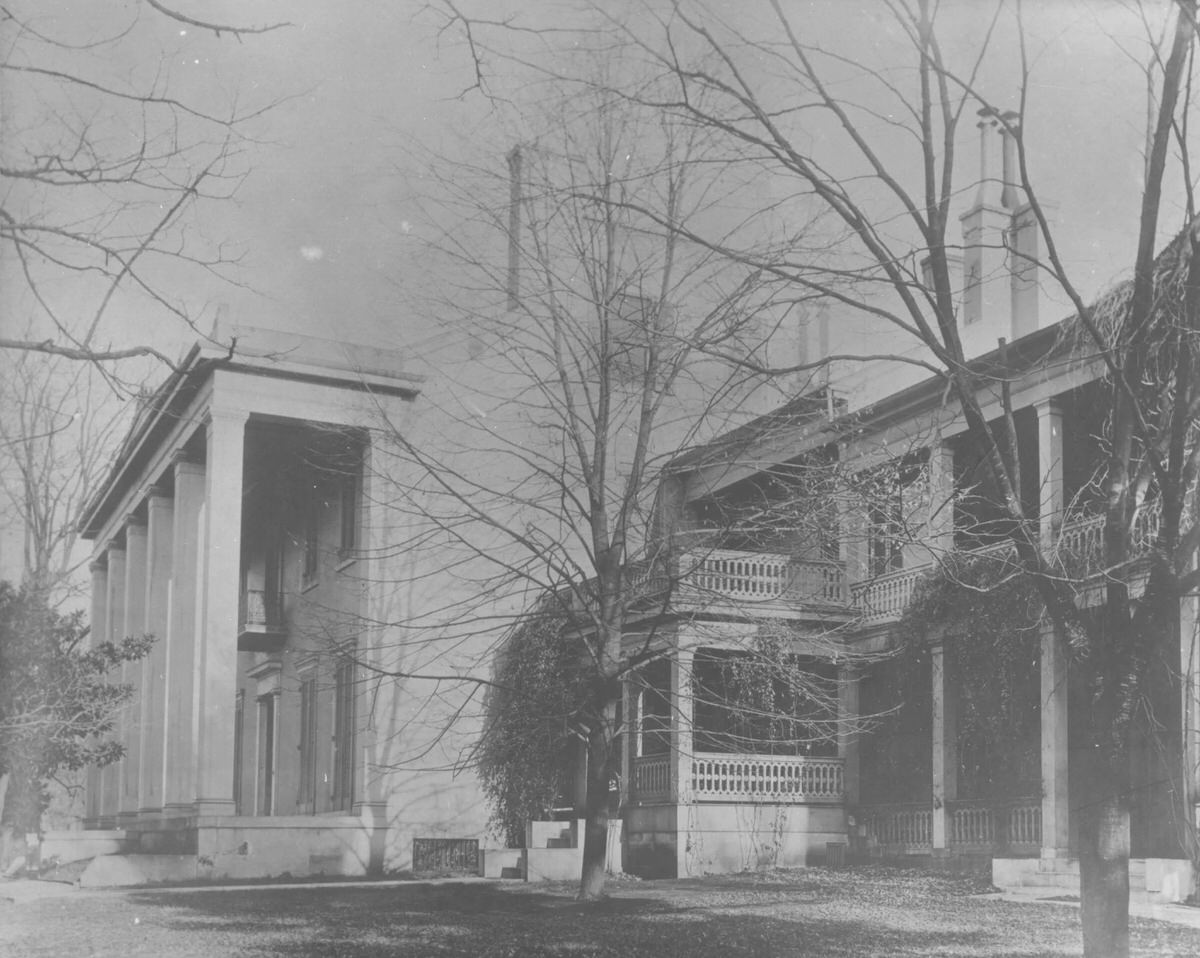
[137,806,164,819]
[193,799,236,816]
[162,802,196,819]
[1040,846,1072,860]
[116,811,140,827]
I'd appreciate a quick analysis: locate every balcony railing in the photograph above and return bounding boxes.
[852,502,1166,627]
[625,500,1169,627]
[632,753,844,805]
[238,588,286,651]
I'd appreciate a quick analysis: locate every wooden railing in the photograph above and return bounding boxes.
[626,500,1171,626]
[239,588,285,632]
[675,549,848,606]
[632,756,671,804]
[851,566,927,626]
[861,800,1041,853]
[860,803,932,849]
[851,505,1167,627]
[690,754,844,803]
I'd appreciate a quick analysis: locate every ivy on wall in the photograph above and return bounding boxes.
[870,552,1043,801]
[476,600,587,847]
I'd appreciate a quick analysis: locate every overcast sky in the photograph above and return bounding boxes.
[1,1,1187,365]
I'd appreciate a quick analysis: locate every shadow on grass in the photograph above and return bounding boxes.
[113,880,1096,958]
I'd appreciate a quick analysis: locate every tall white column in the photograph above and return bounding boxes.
[99,543,126,827]
[671,647,694,878]
[931,644,957,853]
[619,673,634,810]
[163,457,205,814]
[1035,399,1065,553]
[837,667,861,806]
[194,408,247,816]
[118,519,148,823]
[139,490,174,815]
[927,443,956,560]
[85,558,109,828]
[1182,584,1200,827]
[1041,619,1071,857]
[352,434,388,834]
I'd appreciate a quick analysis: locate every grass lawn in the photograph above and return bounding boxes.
[1,866,1197,957]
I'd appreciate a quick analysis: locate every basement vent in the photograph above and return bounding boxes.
[412,838,480,878]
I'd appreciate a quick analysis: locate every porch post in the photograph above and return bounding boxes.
[194,408,247,816]
[927,442,956,560]
[1040,618,1071,858]
[619,671,633,809]
[837,667,861,806]
[139,489,173,815]
[118,518,148,824]
[1180,585,1199,840]
[84,557,108,828]
[671,647,694,878]
[98,542,126,827]
[1034,399,1065,552]
[163,456,205,814]
[931,643,957,853]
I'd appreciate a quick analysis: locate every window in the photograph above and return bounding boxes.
[868,491,903,577]
[257,693,276,815]
[233,690,245,815]
[635,659,671,757]
[338,469,360,558]
[298,675,319,812]
[332,659,356,811]
[302,485,320,584]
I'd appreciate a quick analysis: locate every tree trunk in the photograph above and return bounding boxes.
[1078,752,1131,958]
[577,724,613,900]
[1078,603,1134,958]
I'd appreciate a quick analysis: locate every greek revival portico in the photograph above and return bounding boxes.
[78,327,417,878]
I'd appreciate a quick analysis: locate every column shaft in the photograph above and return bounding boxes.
[671,647,694,878]
[118,522,148,822]
[1041,620,1071,857]
[139,493,174,814]
[931,644,957,852]
[194,409,247,815]
[1035,399,1065,552]
[838,668,861,806]
[163,459,205,813]
[85,559,109,827]
[99,546,126,826]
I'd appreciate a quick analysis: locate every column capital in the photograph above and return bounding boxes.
[206,406,250,427]
[89,557,108,573]
[173,455,205,479]
[107,540,127,556]
[1033,396,1064,416]
[124,515,147,533]
[146,484,173,503]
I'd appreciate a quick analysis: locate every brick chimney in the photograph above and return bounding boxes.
[958,109,1041,350]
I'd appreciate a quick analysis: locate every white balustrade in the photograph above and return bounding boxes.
[851,566,926,625]
[676,550,848,606]
[950,804,995,846]
[1006,803,1042,846]
[690,754,844,802]
[240,588,283,631]
[862,804,932,848]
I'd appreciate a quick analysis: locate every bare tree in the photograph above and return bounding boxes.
[0,1,287,372]
[360,80,852,897]
[434,2,1200,952]
[0,351,128,603]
